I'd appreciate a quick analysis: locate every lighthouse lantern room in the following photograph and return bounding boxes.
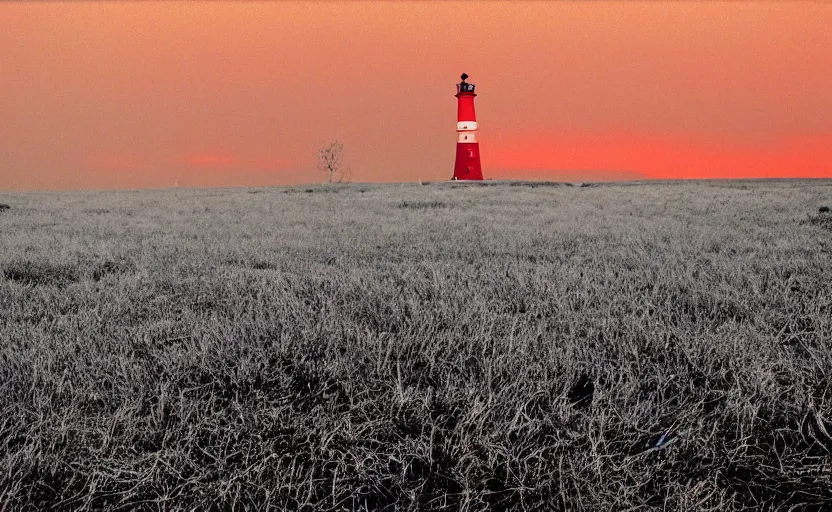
[452,73,484,180]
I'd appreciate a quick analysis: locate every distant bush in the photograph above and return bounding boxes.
[507,181,564,188]
[820,206,830,213]
[302,187,339,194]
[0,204,10,211]
[397,200,447,209]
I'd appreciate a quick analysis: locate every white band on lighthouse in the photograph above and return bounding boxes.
[458,132,478,143]
[457,121,478,131]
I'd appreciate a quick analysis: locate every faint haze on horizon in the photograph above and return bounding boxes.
[1,1,830,191]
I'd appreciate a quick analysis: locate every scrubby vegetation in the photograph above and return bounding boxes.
[803,207,832,232]
[397,200,447,210]
[1,180,831,510]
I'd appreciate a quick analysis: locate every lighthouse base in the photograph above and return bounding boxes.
[452,143,483,180]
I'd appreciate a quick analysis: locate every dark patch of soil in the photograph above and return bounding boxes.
[3,260,78,287]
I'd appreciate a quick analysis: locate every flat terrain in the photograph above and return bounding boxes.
[1,180,831,510]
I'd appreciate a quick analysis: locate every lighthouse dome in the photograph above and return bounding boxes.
[457,73,475,93]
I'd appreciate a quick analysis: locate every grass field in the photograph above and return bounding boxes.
[1,180,831,510]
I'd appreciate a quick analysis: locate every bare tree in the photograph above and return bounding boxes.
[317,141,345,183]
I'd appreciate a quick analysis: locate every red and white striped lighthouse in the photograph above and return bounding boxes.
[452,73,483,180]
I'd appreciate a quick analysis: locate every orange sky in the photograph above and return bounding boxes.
[1,1,830,190]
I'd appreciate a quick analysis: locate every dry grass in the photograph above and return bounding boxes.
[1,180,831,510]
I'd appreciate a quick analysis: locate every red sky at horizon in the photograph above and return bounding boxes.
[1,1,830,191]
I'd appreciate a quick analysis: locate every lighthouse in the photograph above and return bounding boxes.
[452,73,484,180]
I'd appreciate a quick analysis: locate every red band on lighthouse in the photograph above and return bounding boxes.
[452,73,484,181]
